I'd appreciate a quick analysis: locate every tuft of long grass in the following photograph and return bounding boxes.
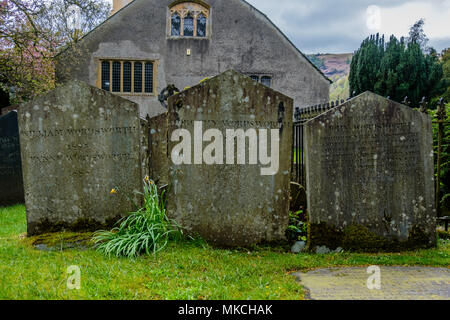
[93,180,183,258]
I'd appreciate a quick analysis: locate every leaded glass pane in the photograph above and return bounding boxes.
[171,13,181,36]
[184,13,194,36]
[197,14,206,37]
[123,62,132,92]
[145,62,153,93]
[134,62,142,93]
[261,76,272,87]
[101,61,110,91]
[112,61,121,92]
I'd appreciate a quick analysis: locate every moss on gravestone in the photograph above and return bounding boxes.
[27,216,122,236]
[23,232,94,251]
[308,222,435,253]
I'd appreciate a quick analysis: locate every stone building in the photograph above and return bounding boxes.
[57,0,330,118]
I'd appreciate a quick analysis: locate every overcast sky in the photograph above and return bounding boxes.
[107,0,450,53]
[245,0,450,53]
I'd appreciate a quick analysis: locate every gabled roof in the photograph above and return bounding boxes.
[58,0,331,83]
[239,0,331,83]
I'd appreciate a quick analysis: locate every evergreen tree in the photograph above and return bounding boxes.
[349,20,443,107]
[432,48,450,104]
[408,18,429,52]
[349,34,384,96]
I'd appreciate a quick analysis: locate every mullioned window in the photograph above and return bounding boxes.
[99,60,155,95]
[168,1,211,38]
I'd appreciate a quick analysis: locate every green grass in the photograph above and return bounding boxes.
[293,148,305,164]
[0,205,449,300]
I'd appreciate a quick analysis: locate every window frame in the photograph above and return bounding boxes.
[248,74,273,88]
[196,13,207,37]
[97,59,157,96]
[167,2,211,39]
[260,76,272,88]
[183,12,194,37]
[250,75,260,82]
[171,12,181,36]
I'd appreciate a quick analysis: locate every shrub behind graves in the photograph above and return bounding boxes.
[286,210,307,242]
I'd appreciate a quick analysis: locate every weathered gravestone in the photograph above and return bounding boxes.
[166,70,293,246]
[18,80,142,235]
[0,111,24,206]
[140,118,150,181]
[305,92,436,251]
[149,113,169,186]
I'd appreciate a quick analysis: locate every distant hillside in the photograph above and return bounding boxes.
[307,53,353,78]
[307,53,353,101]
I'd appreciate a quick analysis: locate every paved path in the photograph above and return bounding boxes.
[294,267,450,300]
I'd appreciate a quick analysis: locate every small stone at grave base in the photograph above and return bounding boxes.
[291,241,306,253]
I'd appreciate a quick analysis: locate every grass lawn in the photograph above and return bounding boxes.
[0,205,449,300]
[292,148,305,164]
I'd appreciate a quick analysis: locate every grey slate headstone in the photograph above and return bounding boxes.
[18,80,142,235]
[166,70,293,247]
[0,111,24,206]
[148,113,169,186]
[305,92,436,251]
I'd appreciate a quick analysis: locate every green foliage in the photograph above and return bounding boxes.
[286,210,307,242]
[330,75,350,101]
[350,34,385,96]
[350,22,444,106]
[434,48,450,104]
[93,180,184,258]
[0,0,111,104]
[430,103,450,215]
[292,148,304,164]
[437,229,450,240]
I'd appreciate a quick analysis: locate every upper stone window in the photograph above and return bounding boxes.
[171,13,181,36]
[183,13,194,36]
[249,75,273,88]
[168,1,210,38]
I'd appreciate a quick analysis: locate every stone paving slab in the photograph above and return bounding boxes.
[294,267,450,300]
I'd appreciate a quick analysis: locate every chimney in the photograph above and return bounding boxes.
[111,0,133,15]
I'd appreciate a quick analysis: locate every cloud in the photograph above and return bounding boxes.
[245,0,450,53]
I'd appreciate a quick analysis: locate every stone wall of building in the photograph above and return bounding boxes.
[56,0,330,119]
